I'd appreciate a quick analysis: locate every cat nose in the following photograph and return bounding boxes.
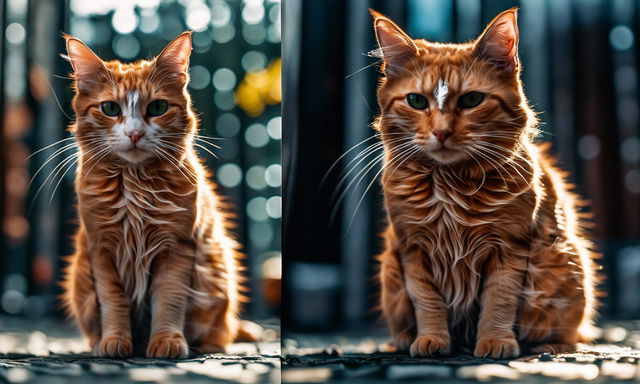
[127,131,144,145]
[433,129,452,143]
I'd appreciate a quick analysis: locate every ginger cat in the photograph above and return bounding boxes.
[372,9,599,358]
[61,32,256,358]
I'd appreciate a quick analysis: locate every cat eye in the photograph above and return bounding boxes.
[458,91,485,108]
[147,100,169,117]
[407,93,428,110]
[100,101,121,117]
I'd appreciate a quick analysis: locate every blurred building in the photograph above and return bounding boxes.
[284,0,640,333]
[0,0,281,320]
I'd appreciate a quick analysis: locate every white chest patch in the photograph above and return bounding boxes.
[434,79,449,110]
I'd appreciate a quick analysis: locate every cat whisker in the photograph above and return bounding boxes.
[28,143,79,188]
[321,134,385,186]
[329,136,411,196]
[48,155,80,209]
[331,140,416,222]
[331,139,414,205]
[26,137,76,161]
[79,146,113,187]
[29,152,79,213]
[154,147,198,185]
[345,145,421,231]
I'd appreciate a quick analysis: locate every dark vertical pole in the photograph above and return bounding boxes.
[0,0,6,280]
[341,0,374,329]
[549,0,576,171]
[282,0,301,329]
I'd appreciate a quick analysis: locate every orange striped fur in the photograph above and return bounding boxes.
[372,9,599,358]
[60,32,257,358]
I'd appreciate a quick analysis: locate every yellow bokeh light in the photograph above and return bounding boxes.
[235,58,281,117]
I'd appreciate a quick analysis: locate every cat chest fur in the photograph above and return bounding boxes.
[387,172,525,314]
[83,168,197,305]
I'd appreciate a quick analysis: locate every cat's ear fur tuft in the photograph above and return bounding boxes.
[474,8,519,71]
[371,10,419,77]
[155,31,193,82]
[65,34,108,93]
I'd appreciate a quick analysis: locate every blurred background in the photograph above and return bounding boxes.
[283,0,640,333]
[0,0,281,322]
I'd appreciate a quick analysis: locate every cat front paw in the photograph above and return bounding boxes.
[409,334,451,357]
[97,334,133,358]
[474,335,520,359]
[146,330,189,359]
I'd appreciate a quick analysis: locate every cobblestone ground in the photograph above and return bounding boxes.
[0,316,280,383]
[283,323,640,383]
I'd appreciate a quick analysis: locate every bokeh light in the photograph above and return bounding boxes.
[246,165,268,190]
[212,68,237,91]
[245,123,269,148]
[216,113,241,137]
[265,164,281,187]
[186,2,211,32]
[113,35,141,59]
[217,163,243,188]
[266,196,281,219]
[247,197,269,221]
[112,7,138,34]
[267,116,281,140]
[189,65,211,90]
[610,25,634,51]
[5,23,26,45]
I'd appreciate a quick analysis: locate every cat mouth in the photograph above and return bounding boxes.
[426,146,468,164]
[118,147,152,163]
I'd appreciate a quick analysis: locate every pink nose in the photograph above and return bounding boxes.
[127,131,144,145]
[433,129,452,143]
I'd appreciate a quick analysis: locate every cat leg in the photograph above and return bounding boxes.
[66,250,101,351]
[380,247,415,352]
[403,251,451,357]
[91,246,133,357]
[518,271,585,355]
[184,254,239,354]
[146,246,194,359]
[187,297,236,354]
[474,253,526,359]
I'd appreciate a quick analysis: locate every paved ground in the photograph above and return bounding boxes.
[283,323,640,383]
[0,316,280,383]
[6,317,640,383]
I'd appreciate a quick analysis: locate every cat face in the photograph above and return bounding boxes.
[373,9,531,165]
[66,32,194,164]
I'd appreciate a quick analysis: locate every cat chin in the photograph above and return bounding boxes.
[425,148,468,165]
[116,148,154,164]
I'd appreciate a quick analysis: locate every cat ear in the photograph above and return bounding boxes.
[371,10,419,77]
[65,34,108,93]
[155,31,192,81]
[474,8,519,71]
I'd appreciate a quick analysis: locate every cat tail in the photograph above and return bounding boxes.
[235,320,264,342]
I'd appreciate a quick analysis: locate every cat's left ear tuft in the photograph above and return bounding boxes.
[64,34,108,93]
[474,8,519,71]
[371,10,419,77]
[156,31,193,76]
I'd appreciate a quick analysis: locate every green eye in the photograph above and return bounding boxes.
[100,101,121,117]
[458,91,485,108]
[407,93,428,109]
[147,100,169,116]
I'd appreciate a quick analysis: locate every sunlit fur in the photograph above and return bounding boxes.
[60,32,257,358]
[372,9,599,358]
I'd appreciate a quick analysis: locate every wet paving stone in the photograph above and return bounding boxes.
[283,322,640,383]
[0,316,280,383]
